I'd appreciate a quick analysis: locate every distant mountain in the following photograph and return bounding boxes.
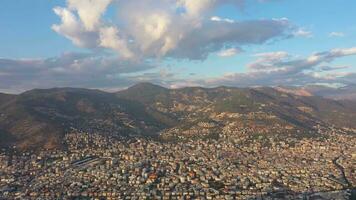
[1,83,356,151]
[277,84,356,100]
[305,84,356,100]
[275,86,313,97]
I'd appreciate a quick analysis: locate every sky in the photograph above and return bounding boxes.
[0,0,356,93]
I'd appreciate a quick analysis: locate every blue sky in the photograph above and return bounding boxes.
[0,0,355,92]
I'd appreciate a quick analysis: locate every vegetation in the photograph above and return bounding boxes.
[0,83,356,151]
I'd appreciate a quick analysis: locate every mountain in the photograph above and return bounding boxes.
[0,93,15,106]
[117,85,356,141]
[1,83,356,151]
[0,87,166,150]
[277,84,356,100]
[306,84,356,100]
[275,86,313,97]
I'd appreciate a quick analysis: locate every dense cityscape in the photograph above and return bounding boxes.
[1,125,355,199]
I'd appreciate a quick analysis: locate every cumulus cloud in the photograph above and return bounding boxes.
[52,0,291,60]
[99,26,133,59]
[2,47,355,93]
[52,7,98,48]
[177,0,216,19]
[248,47,356,74]
[0,0,297,93]
[67,0,112,31]
[0,53,154,93]
[109,47,356,89]
[168,19,290,60]
[199,47,356,87]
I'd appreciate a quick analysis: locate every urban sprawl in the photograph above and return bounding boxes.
[0,125,355,199]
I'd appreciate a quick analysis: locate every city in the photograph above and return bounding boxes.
[1,125,354,199]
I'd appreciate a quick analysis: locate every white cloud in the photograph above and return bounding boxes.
[169,19,290,60]
[52,7,97,48]
[178,0,216,19]
[0,53,155,93]
[217,48,240,57]
[52,0,291,60]
[249,51,289,71]
[2,47,356,93]
[329,32,345,37]
[121,47,356,89]
[293,28,313,38]
[249,47,356,73]
[99,26,133,59]
[211,16,235,23]
[329,47,356,56]
[200,47,356,87]
[67,0,112,31]
[254,51,289,61]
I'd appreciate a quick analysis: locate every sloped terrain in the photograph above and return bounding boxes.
[0,83,355,150]
[118,84,356,141]
[277,84,356,100]
[0,88,166,150]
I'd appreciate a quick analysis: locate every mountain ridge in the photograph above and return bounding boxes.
[277,84,356,100]
[1,83,356,151]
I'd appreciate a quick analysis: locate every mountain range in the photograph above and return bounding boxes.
[276,84,356,100]
[1,83,356,151]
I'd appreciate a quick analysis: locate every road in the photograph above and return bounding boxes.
[332,156,352,188]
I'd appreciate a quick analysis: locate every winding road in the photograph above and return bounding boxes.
[332,156,352,188]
